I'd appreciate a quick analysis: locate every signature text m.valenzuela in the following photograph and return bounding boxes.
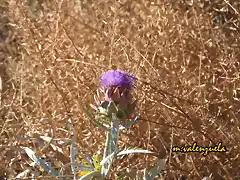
[172,142,227,156]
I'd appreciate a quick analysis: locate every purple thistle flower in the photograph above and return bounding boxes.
[93,69,137,120]
[100,70,134,89]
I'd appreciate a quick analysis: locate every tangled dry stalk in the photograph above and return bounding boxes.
[0,0,240,179]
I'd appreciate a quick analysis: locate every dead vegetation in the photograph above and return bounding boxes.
[0,0,240,179]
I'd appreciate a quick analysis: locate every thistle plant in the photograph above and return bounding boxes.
[89,69,139,177]
[19,69,165,180]
[81,69,165,179]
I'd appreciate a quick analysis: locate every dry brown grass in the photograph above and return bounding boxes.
[0,0,240,179]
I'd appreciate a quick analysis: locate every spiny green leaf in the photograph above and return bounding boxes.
[20,147,58,176]
[79,103,109,131]
[120,114,139,129]
[100,148,156,166]
[79,170,102,180]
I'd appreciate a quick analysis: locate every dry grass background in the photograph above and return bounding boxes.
[0,0,240,179]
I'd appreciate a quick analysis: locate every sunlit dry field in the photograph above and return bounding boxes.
[0,0,240,179]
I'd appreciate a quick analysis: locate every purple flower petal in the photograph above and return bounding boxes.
[100,70,134,89]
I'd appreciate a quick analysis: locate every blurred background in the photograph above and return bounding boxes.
[0,0,239,179]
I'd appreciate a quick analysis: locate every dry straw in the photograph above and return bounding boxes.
[0,0,240,179]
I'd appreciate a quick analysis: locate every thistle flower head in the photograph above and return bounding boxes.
[94,69,137,121]
[100,70,134,89]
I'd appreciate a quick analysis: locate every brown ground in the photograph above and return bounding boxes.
[0,0,240,179]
